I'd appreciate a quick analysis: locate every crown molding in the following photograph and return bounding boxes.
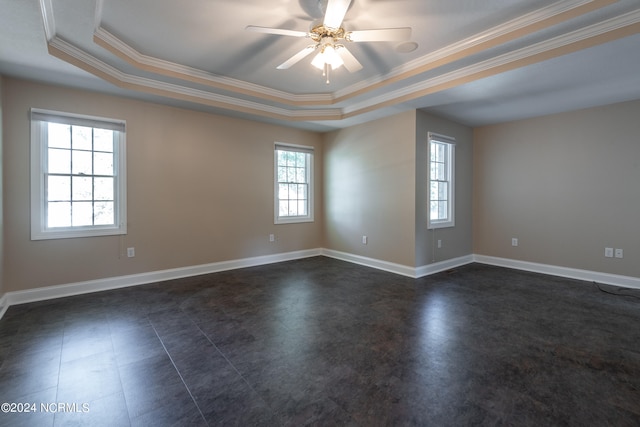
[47,37,344,121]
[39,0,636,123]
[89,0,618,108]
[93,27,335,107]
[38,0,56,41]
[333,0,619,101]
[342,9,640,117]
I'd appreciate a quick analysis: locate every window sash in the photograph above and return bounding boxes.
[428,133,455,229]
[31,109,127,240]
[31,109,125,132]
[274,143,314,224]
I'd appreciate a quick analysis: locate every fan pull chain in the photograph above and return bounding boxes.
[324,62,330,84]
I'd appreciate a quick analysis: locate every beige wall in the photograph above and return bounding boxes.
[415,110,473,267]
[10,74,636,295]
[322,109,474,268]
[474,99,640,277]
[4,78,323,292]
[323,110,417,266]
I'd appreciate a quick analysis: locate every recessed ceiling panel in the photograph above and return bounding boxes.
[1,0,638,130]
[98,0,554,93]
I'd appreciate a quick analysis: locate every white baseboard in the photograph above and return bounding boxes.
[2,250,638,321]
[474,254,640,290]
[321,249,417,278]
[415,255,475,278]
[321,250,474,278]
[5,248,322,307]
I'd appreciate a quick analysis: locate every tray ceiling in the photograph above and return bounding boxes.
[1,0,639,130]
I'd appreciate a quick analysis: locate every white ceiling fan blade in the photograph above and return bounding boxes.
[277,45,317,69]
[336,46,363,73]
[323,0,351,29]
[245,25,308,38]
[348,27,412,42]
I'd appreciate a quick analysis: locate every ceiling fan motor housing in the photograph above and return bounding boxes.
[310,24,346,42]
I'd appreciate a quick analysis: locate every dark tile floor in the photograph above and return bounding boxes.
[1,257,639,426]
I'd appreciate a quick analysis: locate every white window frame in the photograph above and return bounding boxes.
[428,132,455,229]
[274,142,314,224]
[30,108,127,240]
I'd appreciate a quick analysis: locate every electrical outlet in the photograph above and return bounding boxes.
[362,235,368,245]
[615,248,623,259]
[269,234,275,242]
[127,247,135,258]
[437,239,442,248]
[605,247,614,258]
[512,238,518,247]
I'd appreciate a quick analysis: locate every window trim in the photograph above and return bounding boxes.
[30,108,127,240]
[274,142,314,224]
[427,132,455,229]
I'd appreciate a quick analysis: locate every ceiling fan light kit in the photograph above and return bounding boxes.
[310,25,346,84]
[312,49,339,70]
[246,0,411,84]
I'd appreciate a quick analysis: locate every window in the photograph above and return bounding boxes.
[274,143,314,224]
[30,109,127,240]
[428,132,455,229]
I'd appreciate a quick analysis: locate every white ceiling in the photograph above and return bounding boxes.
[1,0,639,131]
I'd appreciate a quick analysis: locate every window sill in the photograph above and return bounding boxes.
[427,222,455,230]
[31,226,127,241]
[275,217,314,225]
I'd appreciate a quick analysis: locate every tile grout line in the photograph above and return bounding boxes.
[56,302,130,426]
[106,307,134,427]
[149,320,210,427]
[52,319,66,427]
[186,309,284,426]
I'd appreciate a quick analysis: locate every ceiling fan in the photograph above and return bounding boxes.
[246,0,412,84]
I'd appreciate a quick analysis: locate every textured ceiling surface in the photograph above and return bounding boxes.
[1,0,639,131]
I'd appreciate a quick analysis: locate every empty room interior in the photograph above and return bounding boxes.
[1,0,640,425]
